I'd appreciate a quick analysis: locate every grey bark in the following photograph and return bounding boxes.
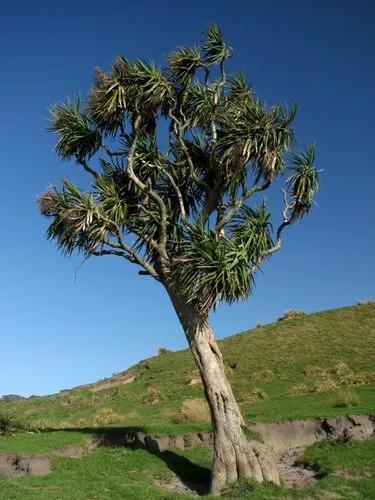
[167,287,280,495]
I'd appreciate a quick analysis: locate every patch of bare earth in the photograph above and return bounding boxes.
[154,476,205,496]
[276,447,317,488]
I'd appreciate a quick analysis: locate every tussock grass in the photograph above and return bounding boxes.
[289,383,310,396]
[238,389,268,403]
[331,390,360,408]
[313,377,338,394]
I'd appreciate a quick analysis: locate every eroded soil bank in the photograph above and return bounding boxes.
[0,414,373,482]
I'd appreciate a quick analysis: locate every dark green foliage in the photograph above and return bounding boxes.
[203,24,232,65]
[0,412,28,436]
[168,46,201,86]
[174,225,253,310]
[42,25,320,313]
[288,144,319,218]
[49,97,101,161]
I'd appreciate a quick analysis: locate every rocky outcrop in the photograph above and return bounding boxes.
[0,395,25,402]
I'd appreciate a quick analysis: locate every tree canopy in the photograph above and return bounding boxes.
[40,25,320,314]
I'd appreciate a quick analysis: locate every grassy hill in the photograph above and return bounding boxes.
[1,303,375,445]
[0,302,374,498]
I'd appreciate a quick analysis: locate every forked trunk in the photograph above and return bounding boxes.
[168,290,280,495]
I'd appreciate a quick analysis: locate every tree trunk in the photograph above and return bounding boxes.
[167,290,280,495]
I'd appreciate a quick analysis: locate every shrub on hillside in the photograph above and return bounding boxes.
[278,309,307,321]
[0,412,30,436]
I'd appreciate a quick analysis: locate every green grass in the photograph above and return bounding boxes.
[0,431,90,454]
[0,440,374,499]
[301,439,375,477]
[0,303,374,455]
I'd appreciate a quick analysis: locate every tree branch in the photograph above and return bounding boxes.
[159,166,187,222]
[91,236,160,280]
[77,158,99,178]
[214,180,271,234]
[251,188,295,271]
[127,115,169,269]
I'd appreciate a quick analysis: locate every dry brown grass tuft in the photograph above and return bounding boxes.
[238,389,268,403]
[188,376,202,386]
[180,398,210,423]
[313,377,337,393]
[92,408,121,426]
[331,361,352,376]
[338,371,375,387]
[289,383,310,396]
[139,387,164,405]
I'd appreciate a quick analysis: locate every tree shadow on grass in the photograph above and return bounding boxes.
[44,426,210,494]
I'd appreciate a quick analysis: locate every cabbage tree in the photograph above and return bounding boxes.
[39,25,319,494]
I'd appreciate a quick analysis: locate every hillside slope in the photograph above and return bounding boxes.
[1,303,374,439]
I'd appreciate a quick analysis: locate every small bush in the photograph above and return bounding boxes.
[289,383,310,396]
[313,377,337,393]
[0,412,29,436]
[332,390,359,408]
[180,398,210,423]
[238,389,268,403]
[277,309,307,321]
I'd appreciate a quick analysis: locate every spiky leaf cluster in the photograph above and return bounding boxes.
[174,226,253,311]
[288,145,319,218]
[49,97,101,161]
[42,25,320,313]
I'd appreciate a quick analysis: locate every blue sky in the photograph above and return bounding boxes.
[0,0,374,396]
